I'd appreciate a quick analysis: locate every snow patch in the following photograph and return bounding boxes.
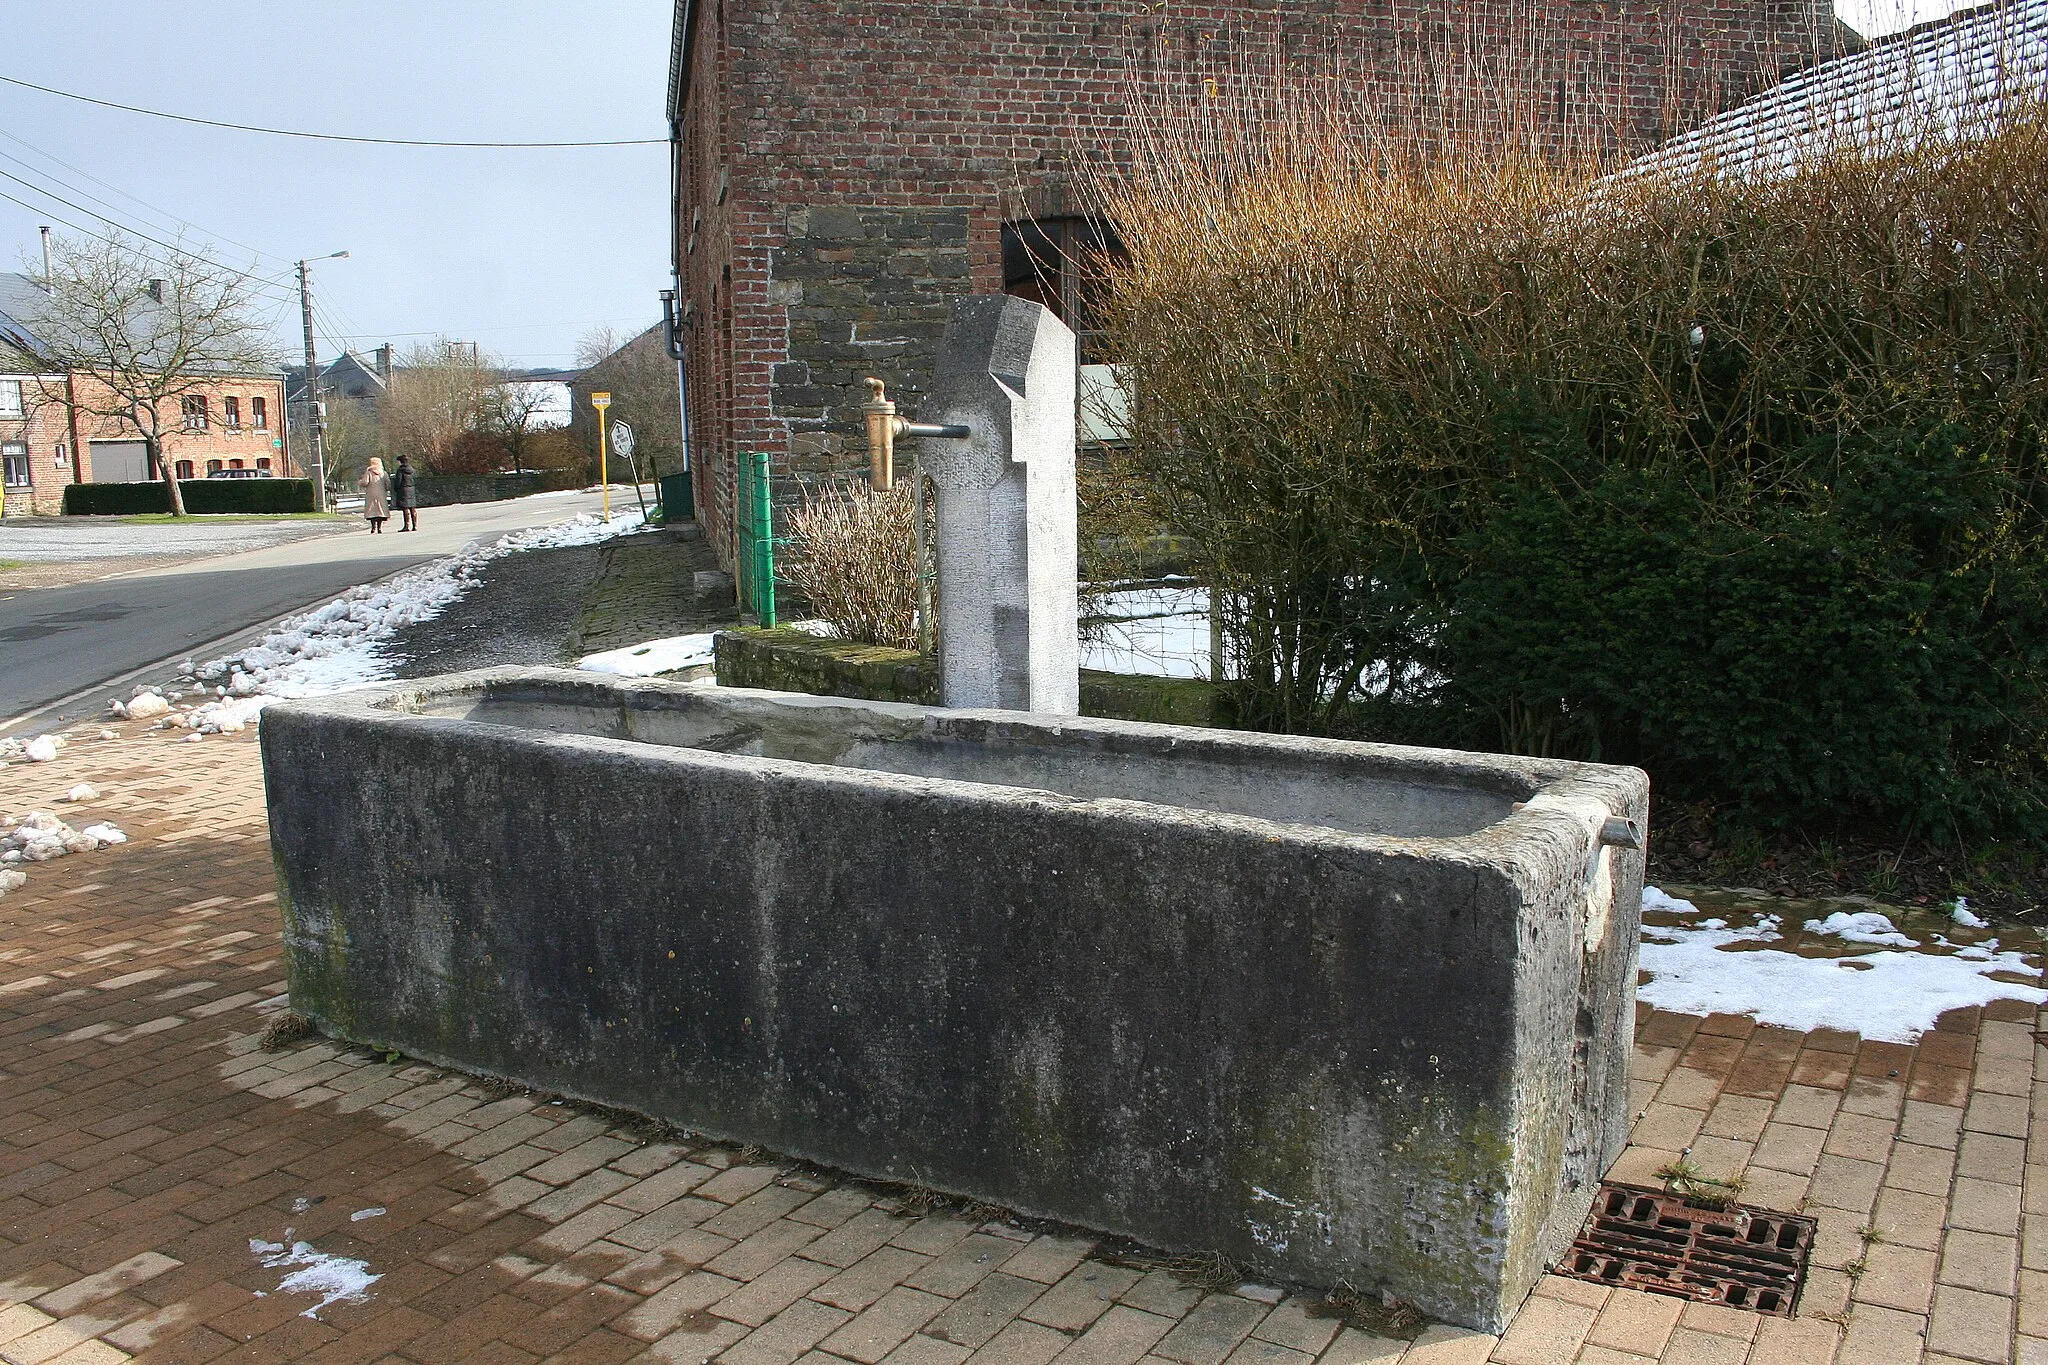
[577,633,716,678]
[63,785,97,803]
[2,812,125,863]
[1803,910,1919,948]
[351,1206,387,1222]
[249,1238,381,1319]
[1952,897,1991,930]
[1638,886,2044,1043]
[200,510,649,698]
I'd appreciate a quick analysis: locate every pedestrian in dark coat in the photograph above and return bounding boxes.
[392,454,420,532]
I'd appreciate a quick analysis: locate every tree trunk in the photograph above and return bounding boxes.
[151,435,187,516]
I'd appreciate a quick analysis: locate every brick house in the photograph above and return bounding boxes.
[0,272,292,515]
[664,1,1855,567]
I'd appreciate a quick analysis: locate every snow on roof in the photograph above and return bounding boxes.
[1624,0,2047,179]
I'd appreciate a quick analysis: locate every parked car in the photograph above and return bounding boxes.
[206,468,274,479]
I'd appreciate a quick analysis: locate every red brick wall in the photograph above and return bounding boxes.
[673,0,1843,565]
[0,374,77,516]
[1,372,294,514]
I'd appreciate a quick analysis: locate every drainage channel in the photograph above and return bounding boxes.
[1557,1182,1817,1316]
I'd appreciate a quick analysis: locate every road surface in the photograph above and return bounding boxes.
[0,491,623,731]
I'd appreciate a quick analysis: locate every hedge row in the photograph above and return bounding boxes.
[63,479,318,516]
[1099,101,2048,844]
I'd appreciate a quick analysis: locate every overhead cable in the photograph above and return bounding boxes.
[0,74,665,149]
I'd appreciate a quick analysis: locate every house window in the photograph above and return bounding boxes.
[223,396,241,429]
[206,459,223,475]
[182,396,209,431]
[252,396,267,429]
[256,457,272,471]
[229,458,244,470]
[175,459,195,480]
[2,442,28,487]
[1000,216,1126,363]
[54,444,68,466]
[0,380,21,418]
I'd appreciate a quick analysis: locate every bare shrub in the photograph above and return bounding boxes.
[783,482,919,649]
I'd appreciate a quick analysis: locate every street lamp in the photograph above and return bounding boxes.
[297,250,351,511]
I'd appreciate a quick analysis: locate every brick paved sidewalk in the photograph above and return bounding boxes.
[2,724,2043,1365]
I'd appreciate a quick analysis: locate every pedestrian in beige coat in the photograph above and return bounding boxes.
[360,458,390,534]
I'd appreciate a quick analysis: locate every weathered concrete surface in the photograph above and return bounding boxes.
[915,295,1080,715]
[261,668,1649,1332]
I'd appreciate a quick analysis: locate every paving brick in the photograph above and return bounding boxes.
[1927,1284,2017,1362]
[1023,1265,1145,1332]
[717,1299,854,1365]
[963,1319,1073,1365]
[1940,1229,2020,1296]
[906,1233,1023,1299]
[814,1248,936,1313]
[926,1274,1049,1349]
[1309,1328,1403,1365]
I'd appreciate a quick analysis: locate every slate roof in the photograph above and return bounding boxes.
[0,272,53,359]
[0,270,283,379]
[1626,0,2048,178]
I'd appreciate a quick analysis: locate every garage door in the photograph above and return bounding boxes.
[89,440,150,483]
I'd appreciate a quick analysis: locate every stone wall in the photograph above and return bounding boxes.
[771,206,968,480]
[412,470,580,507]
[715,626,1224,725]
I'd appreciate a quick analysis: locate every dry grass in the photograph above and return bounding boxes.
[782,482,920,650]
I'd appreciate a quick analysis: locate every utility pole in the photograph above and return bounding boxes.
[296,250,349,512]
[298,260,324,510]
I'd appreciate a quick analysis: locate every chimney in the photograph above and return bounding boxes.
[146,279,166,303]
[376,344,393,388]
[39,226,52,292]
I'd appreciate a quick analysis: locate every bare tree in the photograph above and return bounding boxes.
[384,339,494,472]
[573,326,681,483]
[12,232,279,515]
[475,379,558,473]
[574,325,622,370]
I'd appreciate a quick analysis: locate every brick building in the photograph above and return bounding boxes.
[665,1,1853,566]
[0,272,291,516]
[0,370,292,516]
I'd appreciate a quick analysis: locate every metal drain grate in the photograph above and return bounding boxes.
[1558,1182,1816,1316]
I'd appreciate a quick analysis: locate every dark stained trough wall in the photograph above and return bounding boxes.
[259,668,1650,1332]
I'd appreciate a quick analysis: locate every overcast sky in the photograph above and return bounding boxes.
[0,2,671,372]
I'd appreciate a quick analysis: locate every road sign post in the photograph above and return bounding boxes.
[591,391,613,522]
[609,420,647,518]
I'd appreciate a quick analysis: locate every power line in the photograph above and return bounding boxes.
[0,168,305,312]
[0,124,297,271]
[0,74,666,149]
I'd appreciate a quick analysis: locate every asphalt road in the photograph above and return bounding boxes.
[0,491,623,730]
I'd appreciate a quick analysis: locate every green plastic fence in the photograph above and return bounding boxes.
[736,450,777,626]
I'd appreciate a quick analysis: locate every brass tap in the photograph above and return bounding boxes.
[862,377,898,491]
[862,377,971,493]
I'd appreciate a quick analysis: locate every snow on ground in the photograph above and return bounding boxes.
[577,633,716,677]
[1637,885,2044,1043]
[1803,910,1919,947]
[249,1238,381,1319]
[201,510,648,699]
[2,811,127,867]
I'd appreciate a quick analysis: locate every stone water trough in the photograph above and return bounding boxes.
[261,667,1649,1331]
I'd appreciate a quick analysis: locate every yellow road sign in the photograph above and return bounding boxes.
[591,391,612,410]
